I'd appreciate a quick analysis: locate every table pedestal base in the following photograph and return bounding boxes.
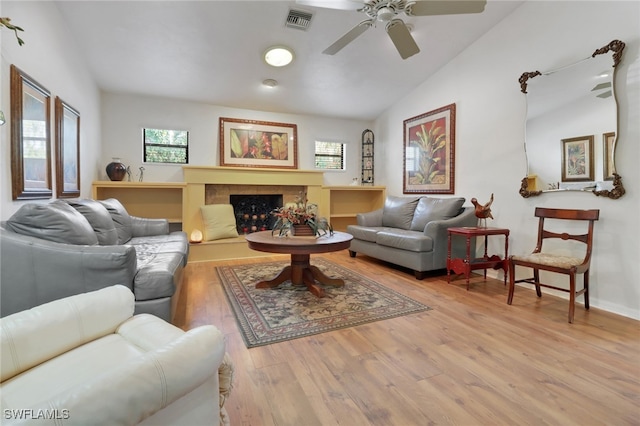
[255,254,344,297]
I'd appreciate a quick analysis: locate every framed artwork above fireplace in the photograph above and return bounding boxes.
[219,117,298,169]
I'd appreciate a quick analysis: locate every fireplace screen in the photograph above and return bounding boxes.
[229,194,283,234]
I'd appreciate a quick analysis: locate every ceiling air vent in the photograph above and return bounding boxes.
[285,9,313,31]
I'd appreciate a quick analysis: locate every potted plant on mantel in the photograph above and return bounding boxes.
[271,192,333,238]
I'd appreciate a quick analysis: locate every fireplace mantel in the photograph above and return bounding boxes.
[182,166,324,187]
[182,166,325,237]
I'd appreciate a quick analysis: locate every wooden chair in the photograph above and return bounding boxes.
[507,207,600,323]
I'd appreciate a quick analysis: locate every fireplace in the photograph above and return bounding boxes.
[182,166,325,261]
[230,194,282,234]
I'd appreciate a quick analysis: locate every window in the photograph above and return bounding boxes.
[143,128,188,164]
[315,141,345,170]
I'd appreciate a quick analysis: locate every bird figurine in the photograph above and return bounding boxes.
[471,193,494,228]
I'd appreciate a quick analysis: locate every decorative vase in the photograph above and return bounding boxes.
[292,224,315,237]
[106,158,127,181]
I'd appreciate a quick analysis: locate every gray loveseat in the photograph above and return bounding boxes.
[0,198,188,322]
[347,195,477,279]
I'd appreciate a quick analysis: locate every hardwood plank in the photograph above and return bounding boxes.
[176,250,640,425]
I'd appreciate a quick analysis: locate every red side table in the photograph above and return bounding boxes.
[447,226,510,290]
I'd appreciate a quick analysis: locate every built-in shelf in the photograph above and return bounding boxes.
[321,186,386,231]
[92,181,186,226]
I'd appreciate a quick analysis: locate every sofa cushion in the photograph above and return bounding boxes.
[129,234,189,267]
[99,198,132,244]
[64,199,118,245]
[375,229,434,253]
[200,204,239,241]
[133,252,183,300]
[6,202,98,246]
[347,225,390,243]
[381,196,420,230]
[410,197,465,231]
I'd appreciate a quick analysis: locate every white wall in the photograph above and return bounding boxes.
[0,1,102,218]
[100,93,372,185]
[374,1,640,319]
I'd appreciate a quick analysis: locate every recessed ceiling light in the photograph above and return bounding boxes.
[264,46,294,67]
[263,79,278,88]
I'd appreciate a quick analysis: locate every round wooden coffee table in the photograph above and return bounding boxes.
[244,231,353,297]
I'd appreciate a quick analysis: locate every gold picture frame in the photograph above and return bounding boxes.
[219,117,297,169]
[403,103,456,194]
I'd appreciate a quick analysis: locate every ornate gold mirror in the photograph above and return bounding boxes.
[519,40,625,199]
[10,64,52,200]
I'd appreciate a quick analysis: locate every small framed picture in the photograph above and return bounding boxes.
[602,132,615,181]
[561,135,594,182]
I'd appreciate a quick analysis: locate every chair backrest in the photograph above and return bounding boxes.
[533,207,599,263]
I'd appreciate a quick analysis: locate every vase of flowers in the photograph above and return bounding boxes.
[271,191,333,238]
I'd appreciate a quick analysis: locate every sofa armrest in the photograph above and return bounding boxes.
[423,207,477,239]
[17,325,226,425]
[131,216,170,237]
[423,207,478,266]
[0,228,137,318]
[356,208,383,227]
[1,286,134,382]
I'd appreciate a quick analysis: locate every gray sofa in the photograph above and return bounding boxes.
[347,195,477,279]
[0,198,188,322]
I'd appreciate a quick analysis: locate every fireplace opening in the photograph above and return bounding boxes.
[230,194,283,234]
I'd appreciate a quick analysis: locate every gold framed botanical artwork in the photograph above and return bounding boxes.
[219,117,297,169]
[403,103,456,194]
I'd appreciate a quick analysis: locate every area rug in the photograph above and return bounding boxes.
[217,258,430,348]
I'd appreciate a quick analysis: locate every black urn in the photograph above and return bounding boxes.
[106,158,127,181]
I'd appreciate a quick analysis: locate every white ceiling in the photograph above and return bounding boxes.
[54,0,523,121]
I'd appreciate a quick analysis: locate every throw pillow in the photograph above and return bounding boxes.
[6,201,99,245]
[98,198,133,244]
[381,196,420,230]
[63,199,118,245]
[200,204,239,241]
[410,197,465,231]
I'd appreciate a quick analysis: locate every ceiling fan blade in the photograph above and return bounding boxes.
[295,0,364,11]
[407,0,487,16]
[323,20,373,55]
[386,19,420,59]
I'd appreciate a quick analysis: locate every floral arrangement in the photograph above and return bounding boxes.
[271,191,333,237]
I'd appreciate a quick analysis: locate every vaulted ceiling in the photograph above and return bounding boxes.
[55,0,523,121]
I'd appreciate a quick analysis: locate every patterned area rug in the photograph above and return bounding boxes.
[217,258,430,348]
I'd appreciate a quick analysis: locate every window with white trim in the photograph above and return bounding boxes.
[143,128,189,164]
[314,141,345,170]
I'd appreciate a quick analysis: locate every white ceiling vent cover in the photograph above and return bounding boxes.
[286,9,313,31]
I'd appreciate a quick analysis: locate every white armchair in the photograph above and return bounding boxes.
[0,285,233,425]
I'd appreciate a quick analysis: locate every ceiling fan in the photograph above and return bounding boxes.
[296,0,487,59]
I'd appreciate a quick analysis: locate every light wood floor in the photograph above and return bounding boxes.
[174,251,640,426]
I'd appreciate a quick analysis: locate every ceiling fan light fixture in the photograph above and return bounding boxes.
[377,6,395,22]
[263,46,295,67]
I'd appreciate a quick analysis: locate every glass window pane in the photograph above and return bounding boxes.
[143,128,188,163]
[315,141,344,170]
